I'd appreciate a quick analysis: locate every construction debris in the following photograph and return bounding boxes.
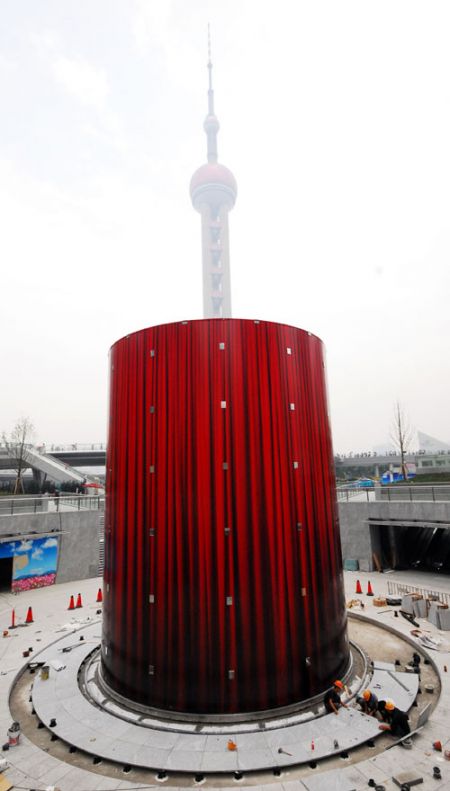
[410,629,444,651]
[400,611,420,627]
[346,599,365,609]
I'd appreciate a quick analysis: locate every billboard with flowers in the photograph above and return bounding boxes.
[0,536,59,592]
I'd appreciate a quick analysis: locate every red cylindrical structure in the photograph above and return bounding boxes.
[102,319,349,714]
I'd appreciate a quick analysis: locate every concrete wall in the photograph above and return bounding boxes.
[3,498,450,585]
[0,509,101,583]
[338,502,372,571]
[338,500,450,571]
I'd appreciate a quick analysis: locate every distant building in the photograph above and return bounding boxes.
[374,429,450,456]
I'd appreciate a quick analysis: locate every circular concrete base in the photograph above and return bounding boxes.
[91,641,361,732]
[25,618,422,774]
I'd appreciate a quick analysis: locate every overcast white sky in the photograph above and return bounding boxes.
[1,0,449,453]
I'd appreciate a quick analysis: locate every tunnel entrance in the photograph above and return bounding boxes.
[372,524,450,573]
[0,556,13,592]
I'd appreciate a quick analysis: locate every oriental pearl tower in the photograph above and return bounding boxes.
[190,43,236,318]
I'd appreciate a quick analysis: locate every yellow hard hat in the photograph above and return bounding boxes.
[385,700,395,711]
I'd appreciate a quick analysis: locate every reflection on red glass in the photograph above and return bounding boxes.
[102,319,349,714]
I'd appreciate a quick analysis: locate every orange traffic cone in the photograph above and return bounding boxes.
[68,595,75,610]
[76,593,83,609]
[367,580,374,596]
[96,588,103,603]
[25,606,34,624]
[355,580,362,594]
[10,609,16,629]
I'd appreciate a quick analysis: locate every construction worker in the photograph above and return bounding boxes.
[377,700,390,722]
[323,680,348,715]
[357,689,378,716]
[378,700,410,737]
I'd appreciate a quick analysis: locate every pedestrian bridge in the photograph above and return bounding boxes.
[0,445,98,484]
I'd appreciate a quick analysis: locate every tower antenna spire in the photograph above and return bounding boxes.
[205,24,217,158]
[207,24,214,114]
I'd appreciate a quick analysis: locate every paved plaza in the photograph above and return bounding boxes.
[1,570,450,790]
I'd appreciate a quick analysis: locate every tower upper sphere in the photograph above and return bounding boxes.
[190,162,237,211]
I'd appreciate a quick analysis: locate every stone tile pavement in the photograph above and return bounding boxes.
[0,572,450,789]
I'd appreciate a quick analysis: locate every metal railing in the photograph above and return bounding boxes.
[0,442,106,453]
[335,450,450,460]
[0,494,104,516]
[337,485,450,503]
[45,443,106,452]
[336,486,369,501]
[387,580,450,607]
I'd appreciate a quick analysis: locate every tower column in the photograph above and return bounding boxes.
[200,204,232,318]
